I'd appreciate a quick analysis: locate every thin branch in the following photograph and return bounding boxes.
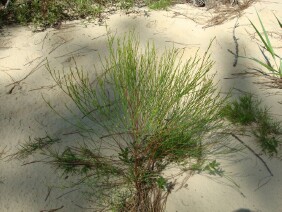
[21,160,44,166]
[48,38,73,55]
[28,84,57,92]
[100,131,131,139]
[230,133,273,177]
[24,56,42,67]
[56,188,80,199]
[45,186,52,201]
[255,175,272,191]
[40,206,64,212]
[232,19,239,67]
[7,58,47,90]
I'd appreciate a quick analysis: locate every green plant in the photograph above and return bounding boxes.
[119,0,134,9]
[254,109,281,156]
[244,11,282,79]
[274,14,282,28]
[0,0,102,28]
[18,33,233,211]
[222,94,258,125]
[222,94,281,156]
[147,0,171,10]
[15,136,60,159]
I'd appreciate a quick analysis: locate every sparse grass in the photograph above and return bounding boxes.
[241,11,282,84]
[14,136,60,159]
[0,0,103,28]
[204,0,257,28]
[222,94,258,125]
[222,94,281,156]
[16,32,235,211]
[0,0,255,29]
[147,0,172,10]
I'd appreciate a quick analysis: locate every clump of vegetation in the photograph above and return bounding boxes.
[222,94,258,125]
[0,0,102,28]
[147,0,171,10]
[222,94,281,156]
[0,0,256,29]
[15,136,60,159]
[241,11,282,87]
[248,12,282,79]
[16,33,234,211]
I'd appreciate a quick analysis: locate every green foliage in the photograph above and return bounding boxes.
[147,0,171,10]
[0,0,102,28]
[19,32,232,211]
[0,0,176,27]
[15,135,60,159]
[156,176,167,190]
[203,160,224,176]
[222,94,281,156]
[243,11,282,78]
[254,110,281,156]
[119,0,134,9]
[222,94,259,125]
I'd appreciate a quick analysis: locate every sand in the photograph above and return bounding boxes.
[0,1,282,211]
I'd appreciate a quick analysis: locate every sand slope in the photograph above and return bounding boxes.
[0,1,282,211]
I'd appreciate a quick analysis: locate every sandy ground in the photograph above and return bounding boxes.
[0,1,282,211]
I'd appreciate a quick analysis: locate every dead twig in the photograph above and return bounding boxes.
[24,56,42,67]
[62,131,81,136]
[54,46,96,59]
[40,206,64,212]
[45,186,52,201]
[48,38,73,55]
[204,0,257,28]
[56,188,80,199]
[228,19,239,67]
[29,84,57,92]
[6,58,47,93]
[21,160,45,166]
[41,33,48,50]
[91,33,107,40]
[255,175,272,191]
[165,40,200,47]
[230,133,274,177]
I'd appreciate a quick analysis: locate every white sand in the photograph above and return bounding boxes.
[0,1,282,211]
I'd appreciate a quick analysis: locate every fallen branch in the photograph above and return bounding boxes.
[229,19,239,67]
[56,188,80,199]
[45,186,52,201]
[40,206,64,212]
[6,58,47,94]
[29,84,57,92]
[230,133,273,177]
[21,160,44,166]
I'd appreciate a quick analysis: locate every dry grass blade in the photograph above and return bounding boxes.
[274,14,282,28]
[204,0,257,28]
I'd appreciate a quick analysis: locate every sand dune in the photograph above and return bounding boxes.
[0,1,281,211]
